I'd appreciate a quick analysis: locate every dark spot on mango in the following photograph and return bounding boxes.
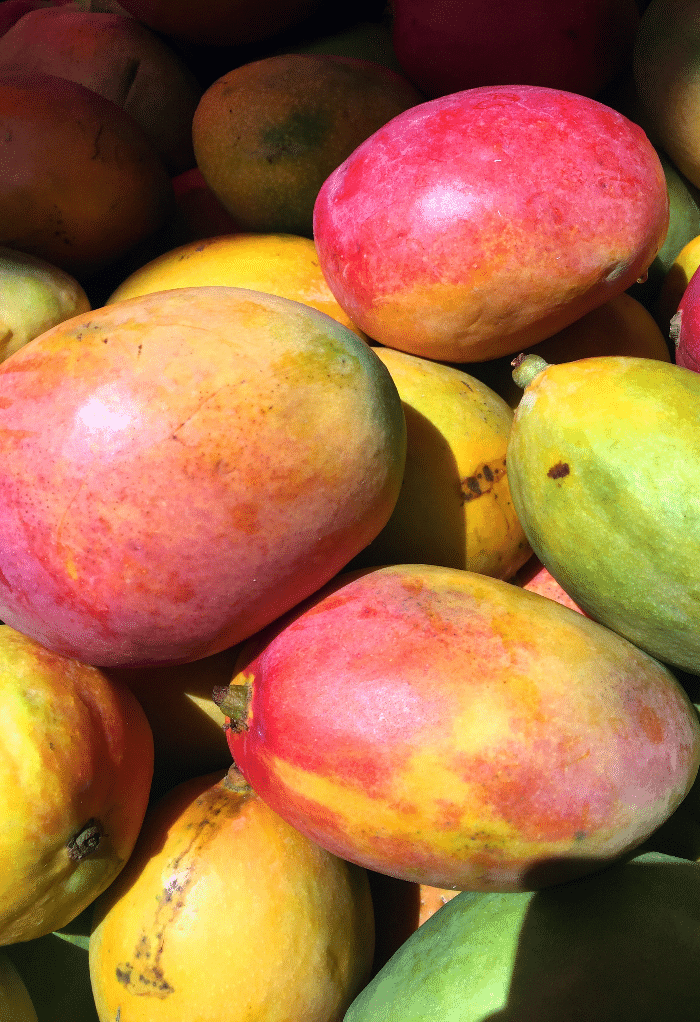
[258,110,328,162]
[461,459,507,502]
[547,462,570,479]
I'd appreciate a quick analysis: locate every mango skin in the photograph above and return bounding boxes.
[506,355,700,674]
[313,85,669,362]
[225,563,700,892]
[0,286,406,666]
[0,625,153,945]
[106,232,366,340]
[351,347,531,577]
[345,852,700,1022]
[89,770,375,1022]
[0,72,173,278]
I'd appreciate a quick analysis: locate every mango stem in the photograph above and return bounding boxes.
[511,353,549,390]
[213,681,252,731]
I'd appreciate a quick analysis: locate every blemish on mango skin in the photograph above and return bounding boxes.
[547,461,570,479]
[461,457,507,502]
[637,704,666,745]
[113,789,236,1000]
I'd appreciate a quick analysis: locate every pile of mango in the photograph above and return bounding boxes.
[1,1,700,1020]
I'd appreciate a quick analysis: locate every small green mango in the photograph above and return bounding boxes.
[0,247,90,360]
[345,852,700,1022]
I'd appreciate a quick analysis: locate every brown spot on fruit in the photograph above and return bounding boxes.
[66,818,104,860]
[547,462,570,479]
[115,956,174,998]
[461,459,507,502]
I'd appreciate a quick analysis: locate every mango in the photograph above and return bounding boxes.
[634,0,700,190]
[0,625,153,944]
[106,232,366,340]
[0,245,90,360]
[350,347,531,577]
[346,851,700,1022]
[0,6,202,173]
[192,53,422,237]
[0,72,173,278]
[313,84,669,362]
[507,354,700,674]
[0,286,405,666]
[219,563,700,891]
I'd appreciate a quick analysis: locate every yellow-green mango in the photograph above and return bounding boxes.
[507,354,700,674]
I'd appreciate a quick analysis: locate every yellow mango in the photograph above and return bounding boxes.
[352,347,530,579]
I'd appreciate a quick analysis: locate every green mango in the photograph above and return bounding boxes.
[628,150,700,311]
[345,852,700,1021]
[506,354,700,675]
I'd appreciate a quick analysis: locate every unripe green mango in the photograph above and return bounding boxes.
[345,851,700,1022]
[506,354,700,674]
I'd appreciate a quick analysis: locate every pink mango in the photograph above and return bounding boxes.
[0,287,405,667]
[313,85,669,363]
[220,564,700,892]
[671,263,700,373]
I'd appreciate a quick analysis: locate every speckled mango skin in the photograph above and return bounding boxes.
[0,286,406,666]
[89,770,375,1022]
[313,85,669,362]
[225,563,700,892]
[506,356,700,674]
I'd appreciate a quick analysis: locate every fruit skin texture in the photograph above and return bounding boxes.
[349,347,531,578]
[670,263,700,372]
[89,769,375,1022]
[313,85,669,363]
[192,53,423,237]
[106,232,366,340]
[391,0,640,100]
[507,355,700,674]
[223,563,700,892]
[0,625,153,945]
[345,852,700,1022]
[0,286,406,667]
[0,72,174,278]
